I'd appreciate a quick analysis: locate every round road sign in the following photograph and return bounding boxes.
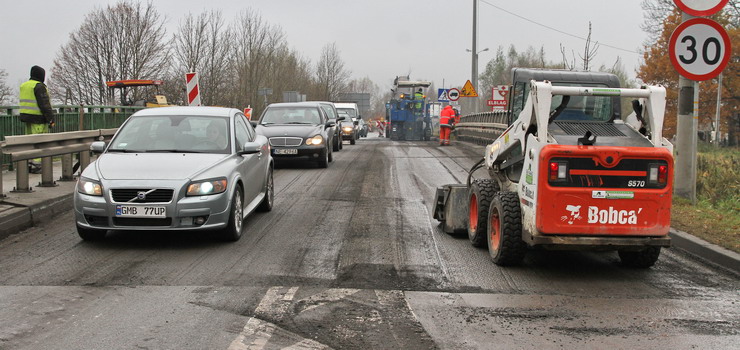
[673,0,729,17]
[448,88,460,101]
[669,17,731,81]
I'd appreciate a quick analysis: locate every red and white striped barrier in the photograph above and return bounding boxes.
[185,72,201,106]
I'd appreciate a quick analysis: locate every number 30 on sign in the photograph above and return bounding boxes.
[669,17,731,81]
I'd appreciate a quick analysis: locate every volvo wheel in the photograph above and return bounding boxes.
[220,186,244,242]
[257,168,274,212]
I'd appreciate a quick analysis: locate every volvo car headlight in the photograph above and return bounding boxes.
[306,135,324,146]
[187,178,227,196]
[77,177,103,196]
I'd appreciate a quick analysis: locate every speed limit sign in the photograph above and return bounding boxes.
[673,0,729,17]
[669,17,731,81]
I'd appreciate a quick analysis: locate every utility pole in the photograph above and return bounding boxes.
[674,12,698,203]
[471,0,479,113]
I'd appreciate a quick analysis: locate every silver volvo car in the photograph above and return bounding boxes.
[74,107,274,242]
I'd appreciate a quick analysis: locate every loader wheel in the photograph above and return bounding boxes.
[467,179,499,248]
[487,192,527,266]
[618,247,661,268]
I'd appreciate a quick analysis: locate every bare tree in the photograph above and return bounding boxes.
[172,10,232,106]
[268,48,315,102]
[0,68,13,104]
[579,22,600,71]
[49,0,170,105]
[230,9,287,112]
[315,42,350,101]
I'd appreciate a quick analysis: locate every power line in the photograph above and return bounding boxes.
[479,0,641,54]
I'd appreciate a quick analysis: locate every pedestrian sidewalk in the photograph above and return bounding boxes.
[0,160,77,239]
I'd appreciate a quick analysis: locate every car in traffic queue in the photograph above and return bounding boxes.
[73,106,274,242]
[334,102,362,140]
[338,110,359,144]
[255,102,341,168]
[317,101,344,152]
[357,118,368,137]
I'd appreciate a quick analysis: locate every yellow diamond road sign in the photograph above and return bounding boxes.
[461,80,478,97]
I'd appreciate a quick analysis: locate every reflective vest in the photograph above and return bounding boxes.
[414,92,424,109]
[19,80,42,115]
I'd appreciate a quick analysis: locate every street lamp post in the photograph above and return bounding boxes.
[466,47,489,112]
[469,0,489,113]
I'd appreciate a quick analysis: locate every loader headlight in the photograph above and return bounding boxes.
[306,135,324,146]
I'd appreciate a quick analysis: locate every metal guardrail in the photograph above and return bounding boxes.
[1,129,117,196]
[455,110,510,145]
[0,105,142,170]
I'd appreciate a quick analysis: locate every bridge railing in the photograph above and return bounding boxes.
[0,105,142,170]
[1,105,140,198]
[0,129,118,197]
[455,110,510,145]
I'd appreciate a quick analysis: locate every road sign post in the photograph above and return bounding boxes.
[670,0,729,202]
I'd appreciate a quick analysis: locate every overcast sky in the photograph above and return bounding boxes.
[1,0,649,98]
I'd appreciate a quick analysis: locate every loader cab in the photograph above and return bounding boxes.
[507,68,622,126]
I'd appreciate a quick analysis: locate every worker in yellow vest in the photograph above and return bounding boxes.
[19,66,55,173]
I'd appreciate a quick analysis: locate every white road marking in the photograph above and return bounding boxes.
[375,289,403,306]
[229,286,297,350]
[283,339,332,350]
[297,288,360,313]
[283,286,299,301]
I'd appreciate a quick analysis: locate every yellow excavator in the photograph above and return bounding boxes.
[106,79,172,107]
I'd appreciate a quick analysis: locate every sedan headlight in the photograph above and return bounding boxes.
[343,126,353,132]
[187,178,227,196]
[306,135,324,146]
[77,177,103,196]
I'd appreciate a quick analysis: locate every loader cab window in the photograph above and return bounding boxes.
[510,82,527,125]
[550,83,614,122]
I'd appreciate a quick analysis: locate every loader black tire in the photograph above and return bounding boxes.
[618,247,661,268]
[467,179,499,248]
[487,191,527,266]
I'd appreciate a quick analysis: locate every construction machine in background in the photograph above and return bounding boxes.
[106,79,173,107]
[385,77,431,141]
[434,68,673,268]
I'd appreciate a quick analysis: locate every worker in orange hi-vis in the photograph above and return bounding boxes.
[439,105,454,146]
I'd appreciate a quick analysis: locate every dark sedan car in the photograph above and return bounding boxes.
[255,102,341,168]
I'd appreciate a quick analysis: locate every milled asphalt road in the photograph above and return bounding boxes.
[0,134,737,349]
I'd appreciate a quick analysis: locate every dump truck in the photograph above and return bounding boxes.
[434,68,673,268]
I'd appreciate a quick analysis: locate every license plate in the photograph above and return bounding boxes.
[116,205,166,218]
[274,148,298,155]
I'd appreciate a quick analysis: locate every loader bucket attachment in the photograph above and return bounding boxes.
[433,184,469,234]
